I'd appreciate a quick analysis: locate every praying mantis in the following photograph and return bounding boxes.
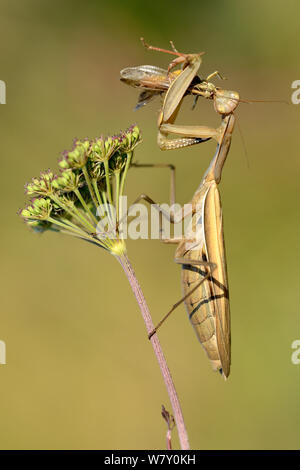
[120,41,239,378]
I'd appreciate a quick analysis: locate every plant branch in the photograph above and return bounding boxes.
[117,252,190,450]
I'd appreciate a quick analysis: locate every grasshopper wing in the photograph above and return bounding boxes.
[120,65,169,90]
[135,90,162,110]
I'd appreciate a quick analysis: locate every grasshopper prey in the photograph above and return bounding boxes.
[120,39,240,151]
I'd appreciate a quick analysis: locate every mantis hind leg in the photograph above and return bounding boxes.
[131,162,176,206]
[130,162,192,224]
[113,163,191,240]
[148,258,216,338]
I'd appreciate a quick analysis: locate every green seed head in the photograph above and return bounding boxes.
[20,126,143,254]
[89,160,105,180]
[119,125,141,153]
[90,136,119,163]
[59,139,90,170]
[109,151,127,174]
[25,170,57,196]
[52,170,81,192]
[21,198,52,221]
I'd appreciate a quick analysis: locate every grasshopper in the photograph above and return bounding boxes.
[120,38,240,151]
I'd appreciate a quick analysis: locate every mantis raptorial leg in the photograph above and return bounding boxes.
[155,50,238,151]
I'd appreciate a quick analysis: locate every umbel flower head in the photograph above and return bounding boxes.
[20,125,141,256]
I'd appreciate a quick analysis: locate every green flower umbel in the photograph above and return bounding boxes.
[20,126,141,256]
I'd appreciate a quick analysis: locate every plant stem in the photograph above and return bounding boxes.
[119,151,132,200]
[104,160,113,206]
[51,195,93,232]
[82,165,98,209]
[74,188,98,226]
[117,252,190,450]
[115,172,120,224]
[92,179,103,208]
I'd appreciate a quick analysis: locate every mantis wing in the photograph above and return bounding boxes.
[203,182,230,378]
[175,180,230,378]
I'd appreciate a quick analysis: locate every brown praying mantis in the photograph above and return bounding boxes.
[120,41,238,378]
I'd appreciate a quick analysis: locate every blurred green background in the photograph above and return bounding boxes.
[1,0,300,450]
